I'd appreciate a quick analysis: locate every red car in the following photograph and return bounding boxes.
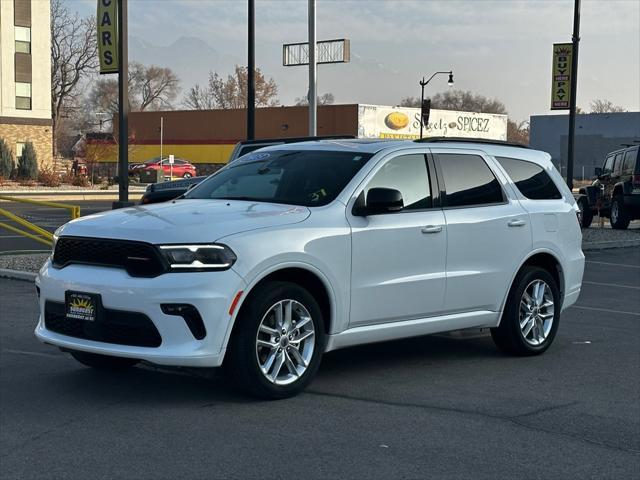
[132,157,197,178]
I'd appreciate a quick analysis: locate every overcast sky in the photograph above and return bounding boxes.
[77,0,639,121]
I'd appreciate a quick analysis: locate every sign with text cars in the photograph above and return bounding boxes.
[551,43,573,110]
[357,104,508,141]
[97,0,118,74]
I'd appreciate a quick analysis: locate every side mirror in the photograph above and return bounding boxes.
[594,167,602,177]
[362,188,404,215]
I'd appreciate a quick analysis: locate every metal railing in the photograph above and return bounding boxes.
[0,196,81,247]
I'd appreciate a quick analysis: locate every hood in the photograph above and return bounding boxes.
[57,199,310,243]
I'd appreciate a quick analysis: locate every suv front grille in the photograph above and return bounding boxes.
[53,237,166,277]
[44,301,162,348]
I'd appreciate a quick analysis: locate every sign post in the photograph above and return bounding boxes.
[168,154,174,180]
[98,0,131,208]
[551,0,581,190]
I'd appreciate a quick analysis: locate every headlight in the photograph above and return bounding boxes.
[51,227,62,256]
[158,244,236,271]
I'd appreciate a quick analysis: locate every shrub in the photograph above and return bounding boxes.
[61,171,90,187]
[0,138,14,178]
[71,174,90,187]
[17,141,38,180]
[38,166,61,187]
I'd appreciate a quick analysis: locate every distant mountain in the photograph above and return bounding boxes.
[129,36,242,97]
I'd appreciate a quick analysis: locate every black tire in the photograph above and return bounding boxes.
[226,281,325,399]
[609,196,630,230]
[578,197,593,228]
[69,350,139,370]
[183,172,192,178]
[491,266,561,356]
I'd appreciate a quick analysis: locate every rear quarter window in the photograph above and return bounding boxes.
[437,153,505,207]
[496,156,562,200]
[622,149,638,173]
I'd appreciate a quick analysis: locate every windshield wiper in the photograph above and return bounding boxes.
[210,196,265,202]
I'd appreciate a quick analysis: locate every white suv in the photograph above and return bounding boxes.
[35,139,584,399]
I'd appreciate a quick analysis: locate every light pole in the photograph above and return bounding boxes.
[419,71,454,138]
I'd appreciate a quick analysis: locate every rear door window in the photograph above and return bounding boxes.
[436,153,504,207]
[613,153,624,174]
[496,157,562,200]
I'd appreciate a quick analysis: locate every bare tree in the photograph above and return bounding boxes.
[131,63,180,111]
[399,90,507,115]
[51,0,98,156]
[88,63,180,118]
[183,84,216,110]
[294,92,335,106]
[589,99,626,114]
[399,96,421,108]
[507,120,530,145]
[183,66,278,110]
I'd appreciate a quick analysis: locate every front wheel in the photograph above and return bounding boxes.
[491,266,560,356]
[610,196,630,229]
[69,350,139,370]
[578,197,593,228]
[182,172,192,178]
[227,281,325,399]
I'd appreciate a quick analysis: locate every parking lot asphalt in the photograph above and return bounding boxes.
[0,201,114,252]
[1,247,639,479]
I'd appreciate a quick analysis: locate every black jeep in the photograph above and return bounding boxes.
[576,145,640,229]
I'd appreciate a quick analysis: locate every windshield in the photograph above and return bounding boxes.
[184,149,372,206]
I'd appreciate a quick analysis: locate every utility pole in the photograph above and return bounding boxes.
[247,0,256,140]
[566,0,581,190]
[308,0,317,136]
[113,0,132,208]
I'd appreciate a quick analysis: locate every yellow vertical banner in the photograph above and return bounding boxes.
[551,43,573,110]
[97,0,119,74]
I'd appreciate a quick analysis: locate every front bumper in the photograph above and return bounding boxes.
[35,260,245,367]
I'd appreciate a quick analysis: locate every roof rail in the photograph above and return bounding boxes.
[414,137,530,149]
[239,135,355,145]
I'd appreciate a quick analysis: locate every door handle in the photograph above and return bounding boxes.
[421,225,443,234]
[508,219,526,227]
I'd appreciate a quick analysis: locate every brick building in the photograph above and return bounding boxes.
[0,0,53,168]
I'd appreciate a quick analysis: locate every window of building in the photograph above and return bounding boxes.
[15,26,31,54]
[364,154,432,211]
[16,143,26,160]
[496,157,562,200]
[437,153,504,207]
[15,82,31,110]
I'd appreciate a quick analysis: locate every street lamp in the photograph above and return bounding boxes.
[419,70,454,138]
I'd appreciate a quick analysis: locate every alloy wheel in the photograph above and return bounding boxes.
[255,299,315,385]
[519,280,555,346]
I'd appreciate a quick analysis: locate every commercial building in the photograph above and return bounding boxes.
[0,0,53,167]
[530,112,640,179]
[89,104,507,173]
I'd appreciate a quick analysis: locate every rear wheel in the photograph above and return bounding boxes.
[69,351,139,370]
[578,197,593,228]
[491,266,560,356]
[609,196,630,229]
[227,281,325,399]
